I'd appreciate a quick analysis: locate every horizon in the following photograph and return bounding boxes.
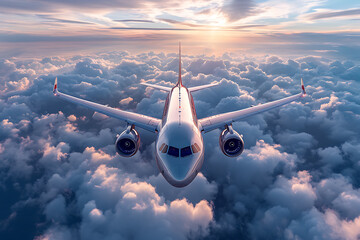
[1,1,360,240]
[1,0,360,60]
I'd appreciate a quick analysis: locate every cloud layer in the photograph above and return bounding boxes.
[1,50,360,239]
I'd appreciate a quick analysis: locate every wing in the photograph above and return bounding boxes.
[188,82,220,92]
[140,82,172,92]
[199,79,307,133]
[53,78,161,133]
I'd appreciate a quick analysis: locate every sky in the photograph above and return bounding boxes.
[1,0,360,58]
[1,0,360,240]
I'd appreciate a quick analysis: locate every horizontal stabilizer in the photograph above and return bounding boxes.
[188,82,220,92]
[140,82,172,92]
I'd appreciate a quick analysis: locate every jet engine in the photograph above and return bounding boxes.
[115,125,140,157]
[219,125,244,157]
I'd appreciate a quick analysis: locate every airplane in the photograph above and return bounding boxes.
[53,43,306,187]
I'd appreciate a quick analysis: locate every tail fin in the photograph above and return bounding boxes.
[177,42,182,88]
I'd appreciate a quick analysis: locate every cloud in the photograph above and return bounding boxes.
[267,171,316,215]
[74,166,213,240]
[306,8,360,20]
[119,97,133,105]
[1,50,360,239]
[0,0,175,13]
[114,19,155,23]
[158,18,202,28]
[187,59,227,76]
[156,18,266,30]
[37,14,94,25]
[221,0,256,22]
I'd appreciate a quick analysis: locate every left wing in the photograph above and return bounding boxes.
[199,79,307,133]
[53,78,161,133]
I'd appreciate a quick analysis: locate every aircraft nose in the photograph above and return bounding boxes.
[156,151,202,185]
[168,164,190,181]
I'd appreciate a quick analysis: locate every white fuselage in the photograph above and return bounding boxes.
[155,85,204,187]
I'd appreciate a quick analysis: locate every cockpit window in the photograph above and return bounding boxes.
[191,143,200,153]
[191,145,198,153]
[181,146,192,157]
[162,144,168,153]
[167,146,179,157]
[194,143,200,151]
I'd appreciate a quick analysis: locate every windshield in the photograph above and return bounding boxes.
[167,146,179,157]
[191,143,200,153]
[162,144,200,157]
[181,146,192,157]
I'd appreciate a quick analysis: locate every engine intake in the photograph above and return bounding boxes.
[115,125,140,157]
[219,125,244,157]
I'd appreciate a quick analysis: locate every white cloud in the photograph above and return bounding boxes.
[119,97,133,105]
[0,50,360,239]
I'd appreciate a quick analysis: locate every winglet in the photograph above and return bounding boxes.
[301,78,306,95]
[53,77,58,94]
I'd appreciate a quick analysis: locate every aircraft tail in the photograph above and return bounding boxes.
[177,42,182,87]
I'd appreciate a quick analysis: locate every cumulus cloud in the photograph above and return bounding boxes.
[1,49,360,240]
[119,97,133,105]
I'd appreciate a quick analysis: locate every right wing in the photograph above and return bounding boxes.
[199,79,307,133]
[140,82,172,92]
[53,78,161,133]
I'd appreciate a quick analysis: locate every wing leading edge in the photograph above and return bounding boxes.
[53,78,161,133]
[199,79,307,133]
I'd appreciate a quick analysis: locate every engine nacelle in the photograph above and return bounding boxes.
[219,125,244,157]
[115,125,140,157]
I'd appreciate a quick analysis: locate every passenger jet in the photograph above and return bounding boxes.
[53,44,306,187]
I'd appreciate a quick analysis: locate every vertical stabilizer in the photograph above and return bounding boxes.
[178,42,182,88]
